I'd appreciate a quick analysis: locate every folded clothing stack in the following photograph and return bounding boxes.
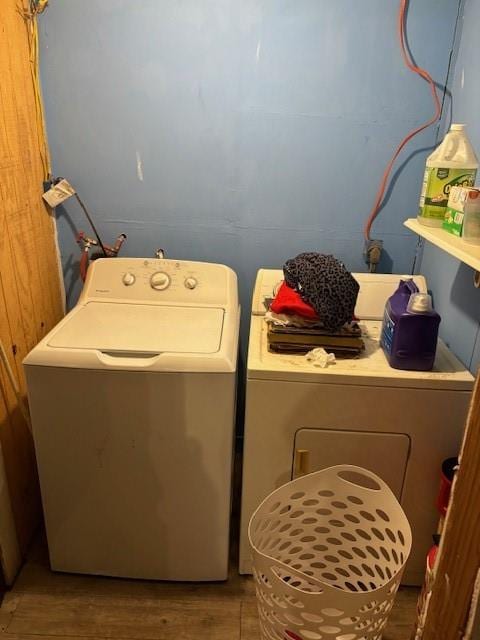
[266,253,364,357]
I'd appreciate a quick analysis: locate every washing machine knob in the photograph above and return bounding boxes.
[122,273,136,286]
[150,271,171,290]
[184,277,198,290]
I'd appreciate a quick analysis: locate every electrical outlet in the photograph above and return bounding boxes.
[364,239,383,272]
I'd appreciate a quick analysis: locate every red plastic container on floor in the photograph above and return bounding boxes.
[436,457,458,517]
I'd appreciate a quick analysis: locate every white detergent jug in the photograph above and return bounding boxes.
[418,123,478,227]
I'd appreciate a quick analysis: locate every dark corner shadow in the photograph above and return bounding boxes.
[376,145,437,218]
[55,204,82,304]
[378,248,393,273]
[63,254,81,304]
[449,262,480,323]
[403,0,453,124]
[55,203,79,238]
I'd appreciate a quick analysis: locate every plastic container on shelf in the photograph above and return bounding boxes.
[462,189,480,245]
[418,123,478,227]
[443,186,480,240]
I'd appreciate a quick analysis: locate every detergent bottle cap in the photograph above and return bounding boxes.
[407,293,433,314]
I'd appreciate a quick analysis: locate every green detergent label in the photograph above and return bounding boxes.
[442,206,464,236]
[418,167,477,220]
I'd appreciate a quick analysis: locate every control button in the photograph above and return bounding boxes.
[184,277,198,290]
[150,271,171,291]
[122,273,136,286]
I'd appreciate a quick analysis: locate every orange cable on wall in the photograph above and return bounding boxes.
[363,0,442,241]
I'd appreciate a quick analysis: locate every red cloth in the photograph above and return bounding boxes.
[285,632,303,640]
[270,281,319,320]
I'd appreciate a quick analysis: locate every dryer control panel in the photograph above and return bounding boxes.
[80,258,238,308]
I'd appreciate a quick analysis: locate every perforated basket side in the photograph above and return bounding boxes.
[249,465,412,640]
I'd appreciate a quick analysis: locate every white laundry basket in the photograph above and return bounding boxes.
[248,465,412,640]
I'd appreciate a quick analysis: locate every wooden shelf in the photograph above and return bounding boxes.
[404,218,480,272]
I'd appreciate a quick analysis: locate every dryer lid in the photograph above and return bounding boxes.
[47,302,224,355]
[251,270,428,319]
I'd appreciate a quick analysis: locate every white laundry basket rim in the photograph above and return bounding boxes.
[248,465,412,597]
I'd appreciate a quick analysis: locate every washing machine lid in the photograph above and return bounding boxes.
[47,302,224,355]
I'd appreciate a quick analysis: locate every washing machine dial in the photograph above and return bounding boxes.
[150,271,171,291]
[184,277,198,290]
[122,273,136,286]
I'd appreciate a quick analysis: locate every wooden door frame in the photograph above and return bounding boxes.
[0,442,21,585]
[421,372,480,639]
[0,0,64,581]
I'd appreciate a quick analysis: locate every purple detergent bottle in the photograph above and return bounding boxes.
[380,279,441,371]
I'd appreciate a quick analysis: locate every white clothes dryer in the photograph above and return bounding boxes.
[25,257,239,581]
[239,269,473,585]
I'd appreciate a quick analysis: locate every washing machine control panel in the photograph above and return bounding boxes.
[83,257,236,307]
[184,276,198,290]
[150,271,171,291]
[122,273,136,286]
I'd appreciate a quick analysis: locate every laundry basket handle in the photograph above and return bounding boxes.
[332,465,391,493]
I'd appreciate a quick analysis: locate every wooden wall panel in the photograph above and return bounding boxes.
[0,1,64,555]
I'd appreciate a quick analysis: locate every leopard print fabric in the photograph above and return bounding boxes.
[283,253,359,331]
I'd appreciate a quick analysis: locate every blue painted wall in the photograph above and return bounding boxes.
[39,1,459,333]
[419,0,480,373]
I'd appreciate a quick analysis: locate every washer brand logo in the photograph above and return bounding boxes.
[95,289,110,293]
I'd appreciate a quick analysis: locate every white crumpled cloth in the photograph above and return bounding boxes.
[305,348,336,368]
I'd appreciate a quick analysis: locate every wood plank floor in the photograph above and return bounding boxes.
[0,533,419,640]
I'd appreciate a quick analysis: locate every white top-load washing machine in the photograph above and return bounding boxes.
[239,269,473,585]
[24,257,239,581]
